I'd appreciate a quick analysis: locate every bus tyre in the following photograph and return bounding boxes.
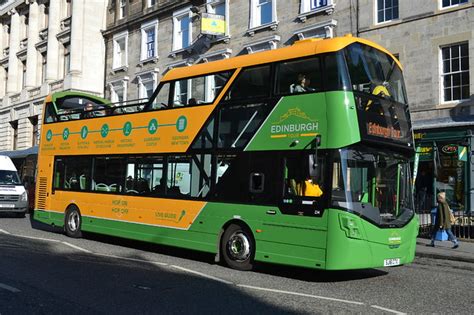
[65,206,82,238]
[221,223,255,271]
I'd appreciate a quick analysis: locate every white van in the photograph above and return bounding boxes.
[0,155,28,217]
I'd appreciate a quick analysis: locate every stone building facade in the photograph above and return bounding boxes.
[103,0,473,212]
[0,0,108,151]
[102,0,346,105]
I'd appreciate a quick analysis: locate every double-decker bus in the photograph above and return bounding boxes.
[34,35,418,271]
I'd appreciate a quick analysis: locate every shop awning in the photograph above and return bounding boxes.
[413,116,474,131]
[0,146,38,159]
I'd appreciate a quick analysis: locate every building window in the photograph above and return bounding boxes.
[43,5,49,29]
[30,116,39,146]
[21,60,27,89]
[41,53,47,83]
[63,43,70,77]
[141,20,158,61]
[139,78,155,103]
[243,35,280,54]
[10,121,18,150]
[4,24,10,48]
[113,31,128,69]
[207,0,226,15]
[173,8,192,51]
[119,0,126,19]
[110,79,128,105]
[148,0,157,7]
[301,0,331,13]
[65,0,72,18]
[441,42,470,102]
[22,16,28,39]
[250,0,277,28]
[206,0,229,36]
[376,0,399,23]
[441,0,468,8]
[3,67,8,93]
[136,71,158,104]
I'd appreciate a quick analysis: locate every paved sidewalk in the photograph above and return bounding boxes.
[416,237,474,263]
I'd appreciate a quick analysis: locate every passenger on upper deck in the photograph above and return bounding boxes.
[290,74,307,93]
[81,102,95,119]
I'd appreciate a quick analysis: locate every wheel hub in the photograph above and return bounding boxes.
[227,232,251,261]
[68,212,80,231]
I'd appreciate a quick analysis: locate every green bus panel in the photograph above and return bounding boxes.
[245,91,360,151]
[34,205,417,270]
[325,91,360,148]
[325,209,418,270]
[35,202,330,269]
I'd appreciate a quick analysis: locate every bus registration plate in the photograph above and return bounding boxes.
[0,204,15,208]
[383,258,400,267]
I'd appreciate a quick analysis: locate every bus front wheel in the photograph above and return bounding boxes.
[221,223,255,271]
[65,206,82,238]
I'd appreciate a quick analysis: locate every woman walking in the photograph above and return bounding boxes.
[428,192,459,248]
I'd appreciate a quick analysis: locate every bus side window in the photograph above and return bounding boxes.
[285,154,324,198]
[224,65,270,101]
[44,103,57,123]
[276,56,322,95]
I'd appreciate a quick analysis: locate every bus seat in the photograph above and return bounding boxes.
[79,175,86,190]
[109,183,119,192]
[95,183,109,192]
[168,186,181,195]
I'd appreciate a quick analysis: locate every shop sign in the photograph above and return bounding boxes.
[441,144,457,155]
[201,13,226,36]
[417,146,433,161]
[414,133,426,140]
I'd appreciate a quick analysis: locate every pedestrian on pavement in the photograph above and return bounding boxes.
[428,192,459,248]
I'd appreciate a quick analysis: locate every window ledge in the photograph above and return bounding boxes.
[374,18,400,27]
[110,66,128,74]
[246,21,279,36]
[168,47,193,59]
[439,2,471,11]
[297,4,336,22]
[438,100,470,108]
[211,35,231,44]
[138,56,159,66]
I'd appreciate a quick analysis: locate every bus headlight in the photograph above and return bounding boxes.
[20,191,28,202]
[339,214,362,239]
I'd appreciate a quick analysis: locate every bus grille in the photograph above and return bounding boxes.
[0,195,19,202]
[37,177,48,210]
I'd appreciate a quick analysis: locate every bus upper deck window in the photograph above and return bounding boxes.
[225,65,270,101]
[44,103,57,123]
[276,56,322,95]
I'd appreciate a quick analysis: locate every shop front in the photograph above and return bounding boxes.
[414,128,473,239]
[414,129,471,213]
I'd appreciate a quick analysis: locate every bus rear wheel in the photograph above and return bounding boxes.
[65,206,82,238]
[221,223,255,271]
